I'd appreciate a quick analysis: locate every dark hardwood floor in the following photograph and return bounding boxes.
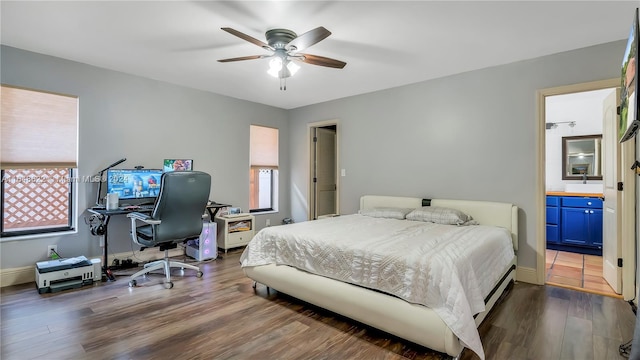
[1,248,636,360]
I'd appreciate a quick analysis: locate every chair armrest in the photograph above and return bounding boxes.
[126,212,161,225]
[128,212,161,246]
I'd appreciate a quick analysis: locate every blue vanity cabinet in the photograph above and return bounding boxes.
[560,197,603,249]
[546,196,561,244]
[590,210,603,248]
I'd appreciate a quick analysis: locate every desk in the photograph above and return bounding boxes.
[87,207,153,280]
[87,203,229,281]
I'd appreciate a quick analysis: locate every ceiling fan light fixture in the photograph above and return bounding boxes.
[219,26,345,90]
[268,57,299,79]
[287,60,300,76]
[268,57,283,78]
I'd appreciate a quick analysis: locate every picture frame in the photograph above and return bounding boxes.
[163,159,193,172]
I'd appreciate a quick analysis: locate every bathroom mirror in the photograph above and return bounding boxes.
[562,134,602,180]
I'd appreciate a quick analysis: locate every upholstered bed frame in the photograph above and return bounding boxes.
[243,195,518,358]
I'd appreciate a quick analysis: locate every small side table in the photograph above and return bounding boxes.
[214,214,255,253]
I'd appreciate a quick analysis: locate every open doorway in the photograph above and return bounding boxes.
[308,120,339,220]
[540,79,633,298]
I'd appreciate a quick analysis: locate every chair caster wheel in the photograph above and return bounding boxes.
[129,280,137,287]
[164,281,174,289]
[196,271,203,278]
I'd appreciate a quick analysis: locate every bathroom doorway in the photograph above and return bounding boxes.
[543,82,624,297]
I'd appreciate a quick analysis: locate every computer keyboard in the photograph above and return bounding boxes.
[118,204,155,211]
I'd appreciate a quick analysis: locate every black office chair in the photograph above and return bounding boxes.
[127,171,211,289]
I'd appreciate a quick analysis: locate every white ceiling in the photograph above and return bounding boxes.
[1,1,638,109]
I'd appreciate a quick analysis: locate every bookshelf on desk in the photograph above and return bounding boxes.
[214,214,255,253]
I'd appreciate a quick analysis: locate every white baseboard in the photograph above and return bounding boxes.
[0,266,35,288]
[516,266,540,285]
[0,247,185,288]
[3,254,542,288]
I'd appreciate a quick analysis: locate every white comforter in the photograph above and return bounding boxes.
[240,214,515,359]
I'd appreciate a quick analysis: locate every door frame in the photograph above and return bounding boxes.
[307,119,340,221]
[537,78,635,299]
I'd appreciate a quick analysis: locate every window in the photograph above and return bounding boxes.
[249,125,278,212]
[1,85,78,237]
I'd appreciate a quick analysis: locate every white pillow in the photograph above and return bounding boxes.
[358,207,413,220]
[406,206,477,225]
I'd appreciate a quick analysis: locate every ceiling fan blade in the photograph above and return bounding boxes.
[221,27,273,51]
[299,54,346,69]
[287,26,331,52]
[217,55,265,63]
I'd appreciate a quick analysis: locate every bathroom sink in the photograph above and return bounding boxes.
[564,183,603,193]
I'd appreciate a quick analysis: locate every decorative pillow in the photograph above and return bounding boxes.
[406,206,476,225]
[358,207,413,220]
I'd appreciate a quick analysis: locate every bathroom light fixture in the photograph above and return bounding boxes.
[545,121,576,130]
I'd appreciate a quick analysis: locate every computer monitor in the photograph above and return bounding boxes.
[163,159,193,172]
[106,169,163,201]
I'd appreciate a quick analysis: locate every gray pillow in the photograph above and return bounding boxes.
[406,206,477,225]
[358,207,413,220]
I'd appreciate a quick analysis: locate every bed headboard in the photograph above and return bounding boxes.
[359,195,518,251]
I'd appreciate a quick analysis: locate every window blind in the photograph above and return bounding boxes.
[1,85,78,169]
[250,125,278,168]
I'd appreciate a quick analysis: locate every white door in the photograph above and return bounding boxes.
[602,89,621,293]
[314,127,337,218]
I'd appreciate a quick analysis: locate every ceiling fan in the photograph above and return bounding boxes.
[218,26,347,90]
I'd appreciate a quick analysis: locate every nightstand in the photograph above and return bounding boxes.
[214,214,255,253]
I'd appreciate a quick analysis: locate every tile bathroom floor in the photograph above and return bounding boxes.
[546,249,620,298]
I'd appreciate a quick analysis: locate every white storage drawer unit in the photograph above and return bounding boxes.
[215,214,255,252]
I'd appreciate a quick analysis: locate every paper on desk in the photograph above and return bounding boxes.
[60,256,89,265]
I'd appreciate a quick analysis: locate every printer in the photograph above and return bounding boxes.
[35,256,97,294]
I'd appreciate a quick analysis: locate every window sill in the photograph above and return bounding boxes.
[249,210,278,215]
[0,228,77,242]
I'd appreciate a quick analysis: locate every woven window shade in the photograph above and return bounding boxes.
[1,85,78,169]
[250,125,278,168]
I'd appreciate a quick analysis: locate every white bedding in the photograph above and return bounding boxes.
[240,214,515,359]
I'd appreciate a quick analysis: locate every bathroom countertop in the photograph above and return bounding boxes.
[546,191,604,198]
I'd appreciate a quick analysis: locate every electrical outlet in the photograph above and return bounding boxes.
[47,245,58,258]
[266,219,271,227]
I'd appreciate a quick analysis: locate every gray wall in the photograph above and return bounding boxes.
[0,40,627,274]
[0,45,289,269]
[288,40,626,270]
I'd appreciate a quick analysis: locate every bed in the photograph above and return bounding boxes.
[240,195,518,359]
